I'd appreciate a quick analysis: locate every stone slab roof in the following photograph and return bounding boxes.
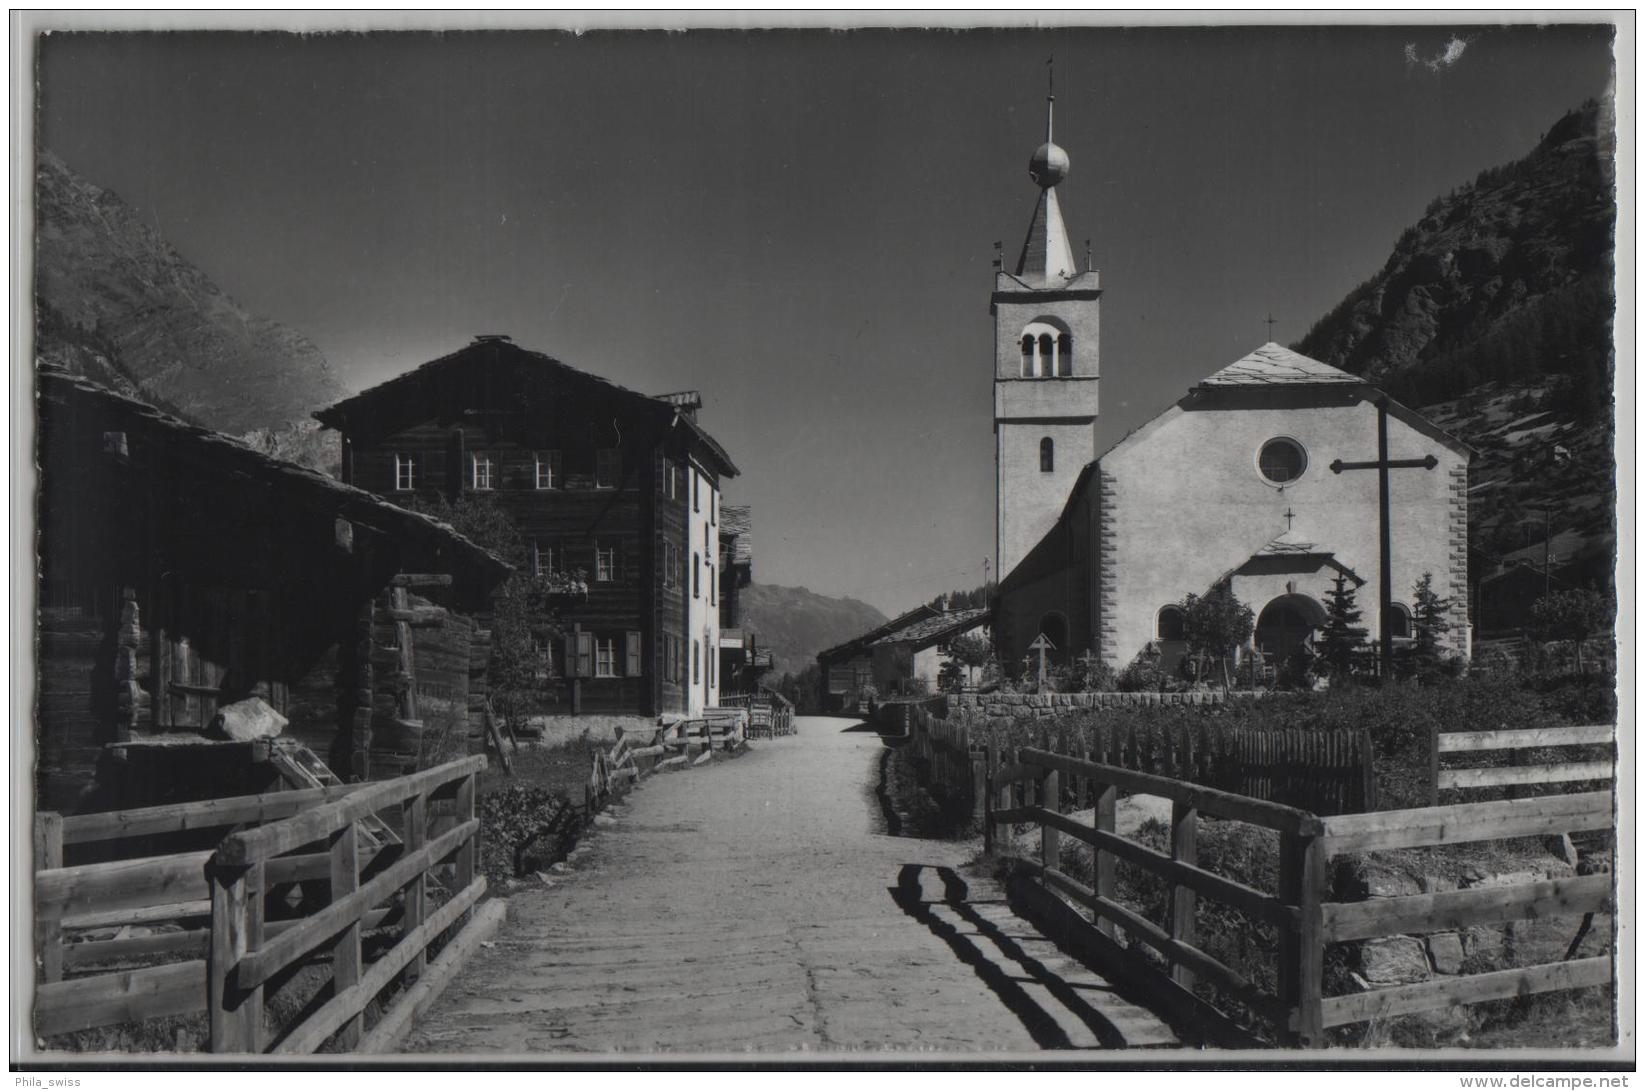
[1199,343,1362,387]
[870,607,992,650]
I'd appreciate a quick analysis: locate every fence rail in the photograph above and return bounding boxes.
[32,756,490,1053]
[991,747,1616,1046]
[1431,723,1615,802]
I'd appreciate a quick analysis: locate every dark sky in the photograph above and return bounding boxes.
[34,24,1616,615]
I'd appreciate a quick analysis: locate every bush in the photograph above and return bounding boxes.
[1115,644,1168,693]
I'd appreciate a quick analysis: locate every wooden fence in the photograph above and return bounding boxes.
[32,756,488,1053]
[991,747,1616,1046]
[1432,723,1616,803]
[909,706,1376,817]
[716,691,795,738]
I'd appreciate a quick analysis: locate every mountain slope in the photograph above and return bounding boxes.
[1292,100,1616,606]
[1294,99,1615,412]
[738,583,889,677]
[34,149,349,439]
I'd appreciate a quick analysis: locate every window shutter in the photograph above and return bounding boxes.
[563,631,579,678]
[575,631,593,678]
[625,631,642,677]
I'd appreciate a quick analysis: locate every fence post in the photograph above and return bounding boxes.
[984,741,999,855]
[1093,779,1117,938]
[1169,801,1198,990]
[1041,765,1061,872]
[208,859,265,1053]
[455,766,478,918]
[403,790,428,985]
[33,813,63,984]
[1277,832,1326,1047]
[1429,720,1441,806]
[330,821,364,1050]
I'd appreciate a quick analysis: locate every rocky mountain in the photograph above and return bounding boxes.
[1292,100,1617,609]
[739,583,889,678]
[34,149,348,455]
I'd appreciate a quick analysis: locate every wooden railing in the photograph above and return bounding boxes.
[713,690,794,738]
[1432,723,1616,803]
[206,755,486,1053]
[32,781,370,1041]
[991,744,1326,1045]
[1313,792,1615,1030]
[993,747,1617,1046]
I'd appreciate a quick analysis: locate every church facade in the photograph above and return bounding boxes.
[990,90,1472,678]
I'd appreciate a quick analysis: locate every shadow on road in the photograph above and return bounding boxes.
[888,864,1131,1050]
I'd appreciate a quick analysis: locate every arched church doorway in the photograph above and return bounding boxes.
[1255,594,1326,660]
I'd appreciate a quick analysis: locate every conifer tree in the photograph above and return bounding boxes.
[1407,571,1453,681]
[1318,571,1368,678]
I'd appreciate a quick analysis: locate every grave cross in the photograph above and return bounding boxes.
[1027,633,1056,686]
[1328,398,1441,676]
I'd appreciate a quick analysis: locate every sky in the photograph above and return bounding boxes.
[33,21,1618,616]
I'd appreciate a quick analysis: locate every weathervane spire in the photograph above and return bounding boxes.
[1046,54,1056,143]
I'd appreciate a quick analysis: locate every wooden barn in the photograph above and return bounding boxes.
[34,365,511,815]
[313,335,741,719]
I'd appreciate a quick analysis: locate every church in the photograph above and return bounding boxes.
[990,86,1472,679]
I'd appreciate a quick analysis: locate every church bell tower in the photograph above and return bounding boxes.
[993,74,1102,580]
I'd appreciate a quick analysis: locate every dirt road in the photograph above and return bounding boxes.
[402,716,1176,1055]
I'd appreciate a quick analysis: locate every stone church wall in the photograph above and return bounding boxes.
[1099,396,1467,670]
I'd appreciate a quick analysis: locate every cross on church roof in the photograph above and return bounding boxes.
[1264,313,1278,339]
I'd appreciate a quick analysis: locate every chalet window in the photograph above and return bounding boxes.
[532,541,560,577]
[470,452,496,490]
[596,448,621,490]
[595,541,617,582]
[711,494,717,526]
[595,636,618,678]
[693,471,701,512]
[1040,437,1054,473]
[535,451,562,489]
[710,563,716,605]
[394,454,418,491]
[693,553,701,598]
[693,639,700,685]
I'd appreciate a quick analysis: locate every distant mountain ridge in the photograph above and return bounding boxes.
[738,583,889,678]
[1292,99,1617,602]
[34,149,349,450]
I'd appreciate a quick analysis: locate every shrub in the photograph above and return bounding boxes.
[1116,644,1168,693]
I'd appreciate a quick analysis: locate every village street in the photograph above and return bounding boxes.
[402,716,1178,1055]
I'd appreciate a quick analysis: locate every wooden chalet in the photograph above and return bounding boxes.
[35,365,511,815]
[313,335,741,718]
[815,604,942,712]
[716,504,771,693]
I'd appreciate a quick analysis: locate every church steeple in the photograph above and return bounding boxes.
[1015,66,1077,283]
[991,64,1102,582]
